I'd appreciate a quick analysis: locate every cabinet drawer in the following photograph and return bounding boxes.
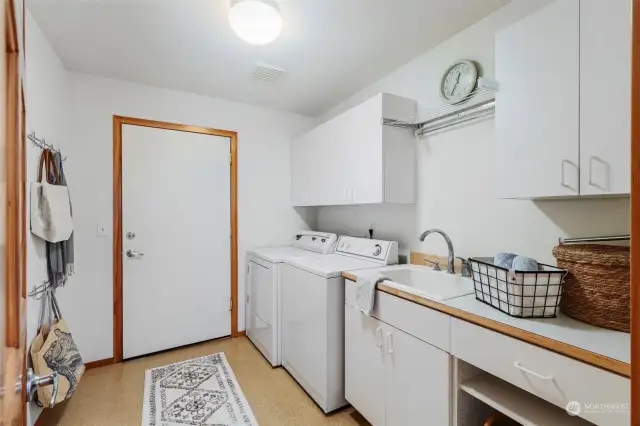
[345,280,450,352]
[450,318,629,426]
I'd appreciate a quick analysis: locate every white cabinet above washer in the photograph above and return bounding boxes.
[291,93,417,206]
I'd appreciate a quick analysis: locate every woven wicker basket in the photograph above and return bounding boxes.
[552,244,630,332]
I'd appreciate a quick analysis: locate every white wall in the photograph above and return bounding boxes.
[316,0,631,264]
[61,72,316,362]
[25,10,68,426]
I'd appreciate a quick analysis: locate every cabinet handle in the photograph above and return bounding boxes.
[588,156,607,190]
[386,332,394,354]
[513,361,554,381]
[561,160,572,190]
[375,327,383,348]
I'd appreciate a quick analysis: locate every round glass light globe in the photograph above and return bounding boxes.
[229,0,282,45]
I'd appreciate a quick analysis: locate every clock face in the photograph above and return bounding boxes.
[441,60,478,104]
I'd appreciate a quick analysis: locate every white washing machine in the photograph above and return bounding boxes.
[280,236,398,413]
[246,231,337,367]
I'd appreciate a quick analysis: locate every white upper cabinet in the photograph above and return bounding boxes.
[495,0,580,199]
[580,0,631,195]
[290,93,416,206]
[495,0,631,198]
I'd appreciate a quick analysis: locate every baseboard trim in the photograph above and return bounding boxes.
[85,335,244,370]
[85,357,114,370]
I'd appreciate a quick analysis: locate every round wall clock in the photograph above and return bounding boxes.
[440,60,478,105]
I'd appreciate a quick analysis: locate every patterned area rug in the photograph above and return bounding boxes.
[142,353,258,425]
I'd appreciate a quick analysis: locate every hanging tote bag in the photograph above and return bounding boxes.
[30,150,74,243]
[30,291,85,407]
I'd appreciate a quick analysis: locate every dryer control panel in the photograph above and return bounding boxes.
[335,236,398,264]
[290,231,338,254]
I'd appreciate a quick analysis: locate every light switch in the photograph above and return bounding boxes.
[97,223,109,237]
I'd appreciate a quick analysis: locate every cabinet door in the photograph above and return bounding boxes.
[291,123,338,206]
[495,0,580,198]
[291,132,313,206]
[384,325,451,426]
[343,95,384,204]
[323,112,357,205]
[345,306,386,426]
[580,0,631,195]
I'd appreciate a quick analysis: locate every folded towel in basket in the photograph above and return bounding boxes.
[494,252,517,269]
[494,253,539,272]
[512,255,539,271]
[355,272,389,316]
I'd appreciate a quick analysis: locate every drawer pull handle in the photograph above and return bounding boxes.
[513,362,554,381]
[386,332,394,354]
[375,327,383,348]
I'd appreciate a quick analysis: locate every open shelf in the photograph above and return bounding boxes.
[460,374,593,426]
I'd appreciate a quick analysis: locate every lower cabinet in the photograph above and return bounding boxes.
[345,305,451,426]
[345,306,386,425]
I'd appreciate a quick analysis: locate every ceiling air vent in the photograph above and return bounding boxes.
[252,62,286,82]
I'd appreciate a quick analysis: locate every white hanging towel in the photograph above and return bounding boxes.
[356,272,389,316]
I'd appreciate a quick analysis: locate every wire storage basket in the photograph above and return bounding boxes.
[469,257,568,318]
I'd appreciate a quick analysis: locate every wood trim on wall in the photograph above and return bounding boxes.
[4,0,20,351]
[113,116,239,363]
[631,0,639,422]
[3,0,26,423]
[84,357,115,370]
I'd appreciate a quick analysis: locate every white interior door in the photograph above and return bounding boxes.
[122,124,231,359]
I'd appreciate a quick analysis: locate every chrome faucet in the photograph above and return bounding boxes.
[418,229,455,274]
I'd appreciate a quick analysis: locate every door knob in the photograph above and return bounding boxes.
[126,249,144,258]
[25,368,59,407]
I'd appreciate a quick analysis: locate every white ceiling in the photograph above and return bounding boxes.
[28,0,509,117]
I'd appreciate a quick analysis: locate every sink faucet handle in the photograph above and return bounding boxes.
[456,256,472,278]
[423,258,442,272]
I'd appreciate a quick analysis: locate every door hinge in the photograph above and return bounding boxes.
[229,153,233,165]
[230,297,233,312]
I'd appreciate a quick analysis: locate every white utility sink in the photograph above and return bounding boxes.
[377,265,475,301]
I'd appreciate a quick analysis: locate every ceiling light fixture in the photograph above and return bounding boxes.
[228,0,282,45]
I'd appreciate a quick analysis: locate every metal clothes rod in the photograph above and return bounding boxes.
[417,101,495,136]
[559,235,631,245]
[380,94,496,136]
[381,118,420,130]
[419,97,495,129]
[28,132,67,161]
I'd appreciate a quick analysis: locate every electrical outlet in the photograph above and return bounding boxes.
[97,223,109,237]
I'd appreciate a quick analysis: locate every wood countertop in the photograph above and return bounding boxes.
[342,270,630,378]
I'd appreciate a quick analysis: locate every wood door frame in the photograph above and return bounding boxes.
[632,1,640,423]
[3,0,25,422]
[112,115,238,363]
